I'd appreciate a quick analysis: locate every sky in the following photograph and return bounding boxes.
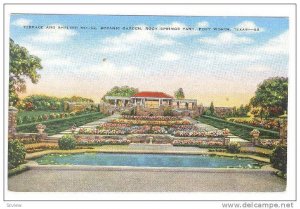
[9,14,289,107]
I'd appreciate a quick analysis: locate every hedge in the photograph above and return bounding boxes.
[17,112,106,136]
[8,164,29,177]
[198,115,279,141]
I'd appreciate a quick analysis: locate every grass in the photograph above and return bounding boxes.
[18,110,62,118]
[17,112,107,136]
[226,117,253,121]
[198,115,279,141]
[8,164,29,177]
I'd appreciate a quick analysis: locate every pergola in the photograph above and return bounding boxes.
[172,99,197,110]
[105,96,131,107]
[104,92,198,110]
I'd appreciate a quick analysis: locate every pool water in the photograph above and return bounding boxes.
[35,153,263,169]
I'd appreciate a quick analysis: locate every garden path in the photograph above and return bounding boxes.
[185,117,249,144]
[49,114,121,139]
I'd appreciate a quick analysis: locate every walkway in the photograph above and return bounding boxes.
[8,167,286,192]
[49,114,120,138]
[185,117,249,143]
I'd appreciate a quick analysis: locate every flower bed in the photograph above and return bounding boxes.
[9,135,41,144]
[258,139,281,148]
[76,137,131,145]
[172,130,223,137]
[25,143,58,153]
[111,119,191,126]
[79,125,168,135]
[172,139,224,147]
[227,117,280,131]
[122,115,180,121]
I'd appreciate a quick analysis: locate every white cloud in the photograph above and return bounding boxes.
[160,52,181,61]
[196,50,259,62]
[198,32,253,45]
[83,61,139,75]
[12,18,32,27]
[197,21,209,28]
[258,31,288,54]
[18,42,73,68]
[28,24,77,43]
[156,22,200,37]
[244,65,272,72]
[43,57,73,67]
[101,24,175,53]
[234,21,265,33]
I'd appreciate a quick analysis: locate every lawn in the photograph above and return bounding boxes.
[17,112,107,136]
[198,115,279,141]
[17,110,62,118]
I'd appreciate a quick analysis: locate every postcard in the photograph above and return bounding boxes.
[2,2,297,207]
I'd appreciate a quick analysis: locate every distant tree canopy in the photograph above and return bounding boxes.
[66,96,94,103]
[209,101,215,114]
[18,95,94,111]
[174,88,185,99]
[231,104,251,117]
[102,86,139,101]
[250,77,288,118]
[9,38,43,105]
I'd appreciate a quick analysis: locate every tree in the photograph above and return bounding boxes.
[174,88,185,99]
[8,140,26,169]
[9,39,43,105]
[250,77,288,118]
[209,101,215,115]
[270,145,287,173]
[102,86,138,101]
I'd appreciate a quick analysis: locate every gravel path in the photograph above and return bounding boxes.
[8,168,285,192]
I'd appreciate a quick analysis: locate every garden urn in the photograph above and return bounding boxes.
[250,129,260,145]
[250,129,260,139]
[36,124,46,134]
[71,125,77,133]
[222,128,230,137]
[222,128,230,145]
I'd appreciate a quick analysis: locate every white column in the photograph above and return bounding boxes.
[114,99,117,107]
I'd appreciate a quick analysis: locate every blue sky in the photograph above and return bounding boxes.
[10,14,289,106]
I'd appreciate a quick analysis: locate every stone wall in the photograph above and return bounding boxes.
[8,106,18,137]
[75,134,225,145]
[136,106,164,116]
[64,102,95,112]
[279,119,287,145]
[10,133,48,142]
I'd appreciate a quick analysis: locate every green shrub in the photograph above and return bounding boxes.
[270,145,287,173]
[163,107,173,116]
[8,140,26,169]
[227,142,241,153]
[17,118,23,125]
[32,116,38,122]
[8,164,29,177]
[58,134,76,150]
[23,115,31,123]
[17,112,106,136]
[37,115,43,121]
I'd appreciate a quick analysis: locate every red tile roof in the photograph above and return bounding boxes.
[132,92,173,99]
